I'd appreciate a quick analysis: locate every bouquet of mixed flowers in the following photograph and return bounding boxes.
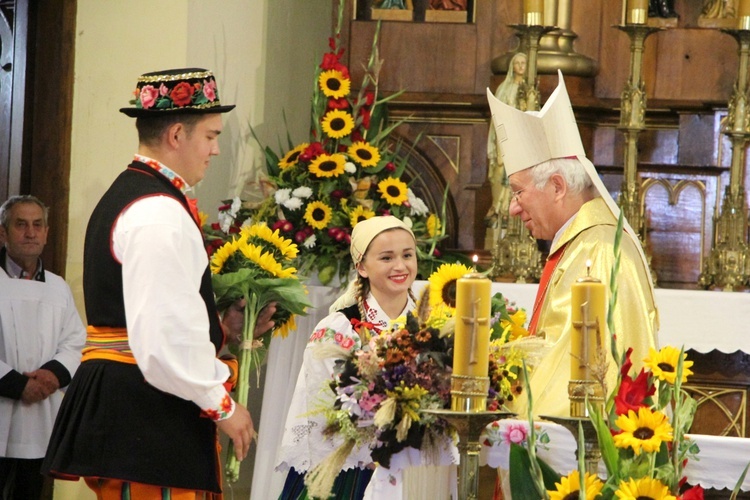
[208,222,311,482]
[305,263,530,497]
[233,0,456,286]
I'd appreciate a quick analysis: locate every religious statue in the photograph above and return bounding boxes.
[485,52,528,248]
[649,0,678,18]
[429,0,467,9]
[701,0,736,18]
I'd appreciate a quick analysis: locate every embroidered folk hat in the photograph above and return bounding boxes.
[120,68,235,117]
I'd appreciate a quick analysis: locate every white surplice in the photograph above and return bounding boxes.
[0,270,86,458]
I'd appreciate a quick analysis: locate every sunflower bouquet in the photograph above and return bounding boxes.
[245,0,448,286]
[209,222,311,482]
[305,263,531,497]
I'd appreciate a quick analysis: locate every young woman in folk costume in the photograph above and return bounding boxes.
[277,216,418,499]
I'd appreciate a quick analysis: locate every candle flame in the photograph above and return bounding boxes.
[586,259,592,276]
[472,254,478,264]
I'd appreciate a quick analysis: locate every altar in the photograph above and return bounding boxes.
[250,282,750,499]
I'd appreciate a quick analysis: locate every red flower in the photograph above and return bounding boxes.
[328,97,349,110]
[170,81,195,107]
[620,347,634,377]
[614,367,655,415]
[361,108,371,129]
[679,485,704,500]
[299,142,325,162]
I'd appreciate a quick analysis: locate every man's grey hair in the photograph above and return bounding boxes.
[0,195,49,228]
[528,157,594,196]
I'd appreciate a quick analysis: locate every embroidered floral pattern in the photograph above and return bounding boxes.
[135,154,189,192]
[132,72,223,112]
[202,393,235,421]
[309,326,360,352]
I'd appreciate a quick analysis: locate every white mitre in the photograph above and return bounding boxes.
[486,70,652,285]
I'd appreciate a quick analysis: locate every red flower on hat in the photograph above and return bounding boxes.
[171,81,195,107]
[140,85,159,109]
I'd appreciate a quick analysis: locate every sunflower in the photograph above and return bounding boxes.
[644,346,694,385]
[210,238,242,274]
[304,201,333,230]
[426,213,441,238]
[613,407,673,455]
[378,177,409,205]
[309,153,346,178]
[274,314,297,338]
[548,470,604,500]
[278,143,309,170]
[318,69,351,99]
[240,223,299,261]
[348,141,381,167]
[349,205,376,228]
[427,263,473,312]
[614,477,676,500]
[321,109,355,139]
[239,241,297,279]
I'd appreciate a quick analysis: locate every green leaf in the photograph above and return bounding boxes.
[588,401,620,477]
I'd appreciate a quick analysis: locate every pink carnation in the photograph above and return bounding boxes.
[359,392,385,412]
[139,85,159,109]
[502,422,529,445]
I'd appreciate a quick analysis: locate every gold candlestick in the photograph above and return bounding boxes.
[423,409,514,500]
[615,23,661,285]
[699,28,750,290]
[542,415,602,475]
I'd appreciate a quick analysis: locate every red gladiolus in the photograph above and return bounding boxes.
[364,91,375,106]
[620,347,634,377]
[328,97,349,110]
[361,108,371,129]
[680,485,704,500]
[614,367,655,415]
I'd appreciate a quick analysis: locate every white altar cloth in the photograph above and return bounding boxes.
[250,282,750,499]
[481,419,750,492]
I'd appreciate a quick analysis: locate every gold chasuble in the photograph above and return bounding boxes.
[511,197,659,418]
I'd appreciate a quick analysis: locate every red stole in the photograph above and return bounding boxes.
[528,243,567,336]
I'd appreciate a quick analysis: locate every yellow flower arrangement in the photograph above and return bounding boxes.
[236,0,461,286]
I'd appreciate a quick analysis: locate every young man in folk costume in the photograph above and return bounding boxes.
[486,71,659,418]
[43,68,274,498]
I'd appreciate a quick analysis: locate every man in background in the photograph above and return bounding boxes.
[0,195,86,499]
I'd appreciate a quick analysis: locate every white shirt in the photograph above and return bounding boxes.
[112,193,233,417]
[0,269,86,458]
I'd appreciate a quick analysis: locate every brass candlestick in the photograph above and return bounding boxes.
[487,22,551,284]
[542,414,602,475]
[615,23,661,285]
[423,409,514,500]
[699,29,750,291]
